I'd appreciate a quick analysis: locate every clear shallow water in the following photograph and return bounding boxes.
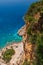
[0,0,37,48]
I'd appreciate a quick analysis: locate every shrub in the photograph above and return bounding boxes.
[2,48,15,63]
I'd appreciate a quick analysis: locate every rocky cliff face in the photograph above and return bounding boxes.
[23,1,43,65]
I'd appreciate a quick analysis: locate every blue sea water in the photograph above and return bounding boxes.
[0,0,37,48]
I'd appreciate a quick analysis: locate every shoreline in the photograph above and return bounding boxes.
[0,25,25,50]
[0,25,26,65]
[0,24,26,50]
[18,24,26,36]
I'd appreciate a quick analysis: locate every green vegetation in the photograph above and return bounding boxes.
[35,43,43,65]
[24,0,43,65]
[2,48,15,63]
[27,13,43,65]
[37,34,43,65]
[24,0,43,23]
[23,61,30,65]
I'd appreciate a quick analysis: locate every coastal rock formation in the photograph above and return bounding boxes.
[18,25,26,36]
[22,0,43,65]
[0,42,25,65]
[0,0,43,65]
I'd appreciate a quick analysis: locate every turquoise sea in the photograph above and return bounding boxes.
[0,0,37,48]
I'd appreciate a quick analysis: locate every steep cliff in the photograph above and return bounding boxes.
[23,0,43,65]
